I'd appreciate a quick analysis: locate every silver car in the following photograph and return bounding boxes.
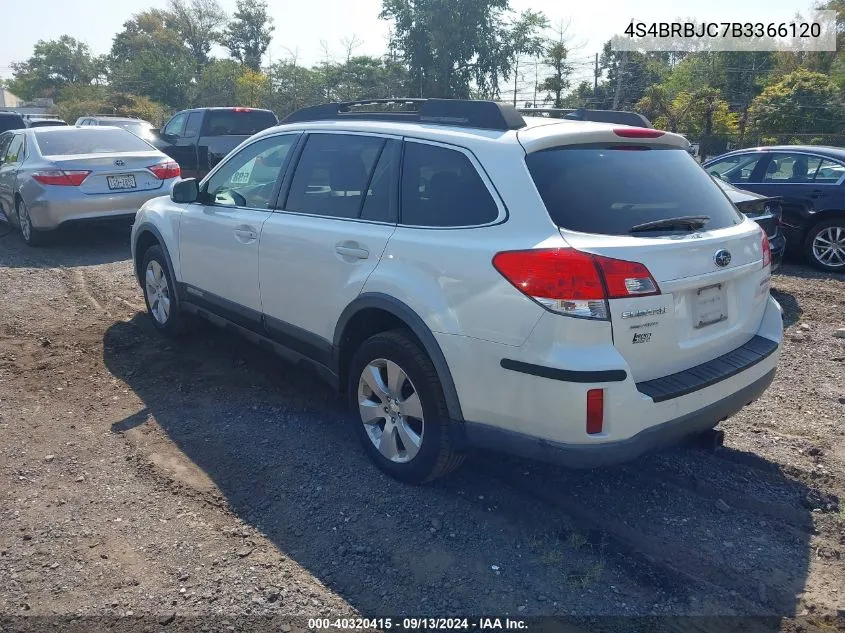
[0,126,180,246]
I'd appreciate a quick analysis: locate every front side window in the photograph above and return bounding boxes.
[205,134,298,209]
[163,113,187,137]
[400,141,499,227]
[706,153,764,184]
[284,134,387,219]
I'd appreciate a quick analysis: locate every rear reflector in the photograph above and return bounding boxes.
[761,227,771,268]
[586,389,604,434]
[613,127,665,139]
[492,248,660,320]
[32,170,91,186]
[148,161,181,180]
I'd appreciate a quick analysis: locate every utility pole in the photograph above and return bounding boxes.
[533,58,538,108]
[593,52,599,98]
[612,49,627,110]
[513,58,519,107]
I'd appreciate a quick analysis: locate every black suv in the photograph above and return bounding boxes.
[0,112,26,134]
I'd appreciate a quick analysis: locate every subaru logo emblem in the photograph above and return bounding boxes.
[114,159,125,167]
[714,249,731,267]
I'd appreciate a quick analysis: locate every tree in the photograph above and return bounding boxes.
[538,24,572,108]
[235,69,271,107]
[748,69,844,137]
[9,36,99,101]
[194,59,242,106]
[267,58,323,117]
[168,0,228,79]
[503,10,549,105]
[109,9,194,109]
[380,0,546,99]
[226,0,275,71]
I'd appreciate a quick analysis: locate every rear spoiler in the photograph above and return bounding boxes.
[517,107,653,128]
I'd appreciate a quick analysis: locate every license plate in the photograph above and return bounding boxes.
[693,283,727,329]
[107,174,136,190]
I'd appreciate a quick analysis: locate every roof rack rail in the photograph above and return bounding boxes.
[282,98,527,131]
[517,106,653,128]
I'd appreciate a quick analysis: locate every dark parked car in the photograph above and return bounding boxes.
[704,146,845,272]
[149,107,278,179]
[0,111,26,134]
[715,178,786,271]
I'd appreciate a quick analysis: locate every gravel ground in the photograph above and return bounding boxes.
[0,222,843,632]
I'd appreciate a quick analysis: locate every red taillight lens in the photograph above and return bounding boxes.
[148,161,181,180]
[32,170,91,186]
[613,127,665,139]
[492,248,660,320]
[586,389,604,435]
[761,229,771,268]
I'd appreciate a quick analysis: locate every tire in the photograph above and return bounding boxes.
[348,329,465,484]
[804,218,845,273]
[16,198,49,246]
[140,245,186,337]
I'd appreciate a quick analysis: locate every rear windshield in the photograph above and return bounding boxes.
[203,110,278,136]
[525,146,743,235]
[29,120,67,127]
[34,128,154,156]
[0,114,25,134]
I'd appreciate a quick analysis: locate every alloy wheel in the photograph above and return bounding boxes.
[145,260,171,324]
[811,225,845,269]
[357,358,425,463]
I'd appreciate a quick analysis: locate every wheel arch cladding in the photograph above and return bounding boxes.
[134,224,178,294]
[334,293,464,422]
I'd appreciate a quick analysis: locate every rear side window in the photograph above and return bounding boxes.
[34,128,154,156]
[400,142,499,227]
[526,146,742,235]
[203,110,278,136]
[3,135,24,163]
[285,134,387,220]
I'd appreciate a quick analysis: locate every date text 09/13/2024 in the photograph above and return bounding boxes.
[308,618,528,630]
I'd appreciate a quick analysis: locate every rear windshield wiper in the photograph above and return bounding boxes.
[628,215,711,233]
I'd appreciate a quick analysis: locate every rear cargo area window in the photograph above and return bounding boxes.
[203,111,277,136]
[34,128,153,156]
[526,147,742,235]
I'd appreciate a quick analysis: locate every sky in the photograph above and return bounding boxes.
[0,0,822,90]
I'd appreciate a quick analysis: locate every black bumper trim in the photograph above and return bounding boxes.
[500,359,627,383]
[636,335,779,403]
[463,368,776,468]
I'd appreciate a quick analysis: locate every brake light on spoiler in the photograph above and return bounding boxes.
[492,248,660,320]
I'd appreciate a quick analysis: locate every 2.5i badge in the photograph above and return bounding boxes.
[632,332,652,344]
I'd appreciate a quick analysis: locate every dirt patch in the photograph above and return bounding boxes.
[0,226,843,630]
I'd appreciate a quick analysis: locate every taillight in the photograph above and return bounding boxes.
[586,389,604,435]
[613,127,665,139]
[492,248,660,320]
[148,161,181,180]
[32,170,91,186]
[761,229,771,268]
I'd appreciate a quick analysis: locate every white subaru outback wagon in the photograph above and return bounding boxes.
[131,99,783,484]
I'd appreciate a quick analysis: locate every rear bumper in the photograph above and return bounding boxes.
[769,231,786,271]
[463,368,775,467]
[26,187,173,231]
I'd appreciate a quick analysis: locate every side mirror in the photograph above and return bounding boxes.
[171,178,199,204]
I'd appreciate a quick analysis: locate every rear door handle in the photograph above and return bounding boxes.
[234,226,259,243]
[335,243,370,260]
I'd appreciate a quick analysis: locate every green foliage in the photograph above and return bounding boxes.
[168,0,228,79]
[235,69,271,107]
[56,93,166,126]
[194,59,242,107]
[9,36,99,100]
[748,69,844,136]
[225,0,275,71]
[380,0,546,99]
[109,9,194,109]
